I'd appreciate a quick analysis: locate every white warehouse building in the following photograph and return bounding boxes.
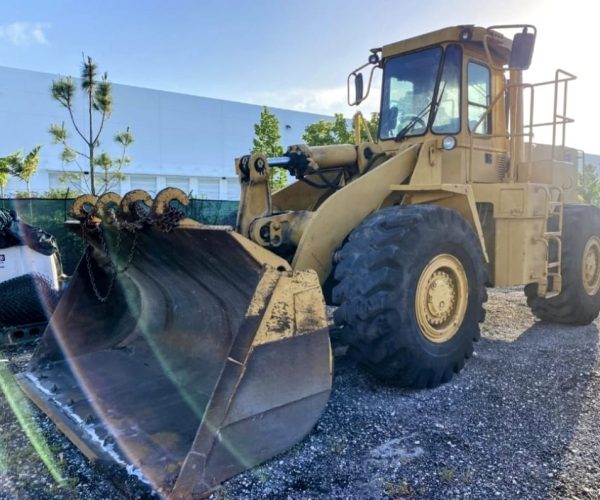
[0,66,333,200]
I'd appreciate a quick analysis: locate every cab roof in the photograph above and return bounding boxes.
[381,25,512,62]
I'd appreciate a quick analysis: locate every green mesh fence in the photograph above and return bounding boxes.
[0,198,239,275]
[185,199,239,225]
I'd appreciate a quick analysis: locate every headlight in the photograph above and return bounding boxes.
[460,28,472,41]
[442,136,457,150]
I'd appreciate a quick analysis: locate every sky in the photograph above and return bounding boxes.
[0,0,598,152]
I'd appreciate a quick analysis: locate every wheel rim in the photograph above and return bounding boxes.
[416,254,469,343]
[582,236,600,296]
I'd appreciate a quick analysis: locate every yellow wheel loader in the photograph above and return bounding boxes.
[17,24,600,498]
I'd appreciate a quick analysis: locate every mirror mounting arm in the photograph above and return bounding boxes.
[483,24,537,72]
[347,50,381,106]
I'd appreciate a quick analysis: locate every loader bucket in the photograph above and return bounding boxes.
[17,188,332,498]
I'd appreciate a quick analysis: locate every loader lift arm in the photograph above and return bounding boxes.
[235,143,360,246]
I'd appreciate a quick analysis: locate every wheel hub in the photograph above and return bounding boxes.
[582,236,600,296]
[425,271,456,325]
[416,254,468,343]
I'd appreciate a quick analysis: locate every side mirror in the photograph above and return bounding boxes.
[353,72,364,104]
[347,52,381,106]
[510,30,536,70]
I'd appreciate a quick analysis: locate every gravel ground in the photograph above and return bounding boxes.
[1,288,600,499]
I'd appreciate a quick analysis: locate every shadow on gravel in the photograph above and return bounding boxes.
[4,312,596,499]
[473,320,600,499]
[221,320,600,499]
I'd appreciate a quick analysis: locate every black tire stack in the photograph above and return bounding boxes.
[0,274,60,328]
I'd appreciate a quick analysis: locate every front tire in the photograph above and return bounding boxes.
[333,205,487,388]
[525,205,600,325]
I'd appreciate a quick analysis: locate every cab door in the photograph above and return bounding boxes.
[466,58,509,183]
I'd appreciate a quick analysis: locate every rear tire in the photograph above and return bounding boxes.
[333,205,487,388]
[525,205,600,325]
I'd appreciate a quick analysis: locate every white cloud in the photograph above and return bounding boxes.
[0,22,49,47]
[243,81,381,117]
[246,85,381,118]
[247,86,347,116]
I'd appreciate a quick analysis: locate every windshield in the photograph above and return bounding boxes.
[380,46,443,139]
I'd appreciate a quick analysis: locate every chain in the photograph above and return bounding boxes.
[153,205,185,232]
[83,218,113,303]
[82,214,138,303]
[81,203,184,303]
[85,245,115,303]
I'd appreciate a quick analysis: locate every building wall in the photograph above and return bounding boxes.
[0,66,332,199]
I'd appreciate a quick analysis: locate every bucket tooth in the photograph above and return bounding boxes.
[119,189,152,221]
[70,194,98,221]
[95,192,122,221]
[152,187,189,215]
[17,225,332,497]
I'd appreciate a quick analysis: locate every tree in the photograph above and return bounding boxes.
[358,112,380,142]
[252,106,287,190]
[579,163,600,206]
[302,112,379,146]
[3,146,43,196]
[303,113,351,146]
[49,56,134,195]
[44,187,79,199]
[0,155,13,198]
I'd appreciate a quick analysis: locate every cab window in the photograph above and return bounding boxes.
[467,62,491,134]
[379,47,443,139]
[432,44,462,134]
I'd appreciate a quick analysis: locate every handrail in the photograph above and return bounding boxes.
[468,68,577,182]
[551,69,576,160]
[467,83,530,181]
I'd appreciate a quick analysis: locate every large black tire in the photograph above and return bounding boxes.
[525,205,600,325]
[0,273,60,327]
[333,205,487,388]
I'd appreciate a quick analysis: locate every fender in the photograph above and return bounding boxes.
[292,144,420,282]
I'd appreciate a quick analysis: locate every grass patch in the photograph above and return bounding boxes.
[383,480,414,498]
[0,358,65,485]
[439,467,455,483]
